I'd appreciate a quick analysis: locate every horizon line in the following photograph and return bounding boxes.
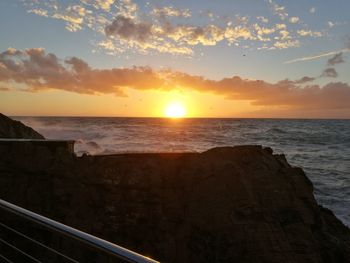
[9,115,350,121]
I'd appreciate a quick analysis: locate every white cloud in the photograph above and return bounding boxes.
[225,26,255,43]
[279,30,290,40]
[253,24,275,36]
[328,21,335,28]
[153,6,191,18]
[257,16,269,23]
[297,29,322,37]
[94,0,114,11]
[289,17,299,24]
[275,24,286,30]
[22,0,326,55]
[274,40,299,49]
[28,9,49,17]
[268,0,288,20]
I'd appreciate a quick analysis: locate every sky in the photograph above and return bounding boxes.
[0,0,349,118]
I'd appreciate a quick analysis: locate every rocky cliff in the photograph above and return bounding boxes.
[0,113,44,139]
[1,145,350,262]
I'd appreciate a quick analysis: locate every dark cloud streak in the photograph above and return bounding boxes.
[105,15,152,43]
[327,52,345,66]
[322,68,338,78]
[294,76,315,84]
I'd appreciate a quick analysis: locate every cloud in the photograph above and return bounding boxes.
[224,25,255,43]
[319,48,347,78]
[105,15,152,43]
[273,40,299,49]
[285,53,345,82]
[103,12,315,53]
[310,7,316,14]
[328,21,335,28]
[322,68,338,78]
[89,0,115,11]
[294,76,315,84]
[26,3,90,32]
[157,23,225,46]
[0,87,10,91]
[153,6,191,18]
[346,37,350,49]
[104,15,226,52]
[284,49,350,64]
[23,0,326,55]
[81,0,135,14]
[289,17,299,24]
[327,52,345,66]
[0,48,166,96]
[279,30,290,40]
[297,29,322,37]
[33,3,320,54]
[257,16,269,23]
[1,48,350,111]
[28,9,49,17]
[115,0,138,18]
[169,72,350,109]
[268,0,288,20]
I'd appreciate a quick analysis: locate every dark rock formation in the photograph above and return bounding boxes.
[0,113,44,139]
[0,145,350,262]
[0,139,75,173]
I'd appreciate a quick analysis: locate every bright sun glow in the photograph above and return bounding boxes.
[165,102,187,118]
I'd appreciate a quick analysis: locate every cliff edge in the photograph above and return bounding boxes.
[0,113,44,139]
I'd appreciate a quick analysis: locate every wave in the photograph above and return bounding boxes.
[267,127,287,134]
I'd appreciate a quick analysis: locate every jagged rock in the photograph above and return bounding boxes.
[0,113,44,139]
[0,146,349,262]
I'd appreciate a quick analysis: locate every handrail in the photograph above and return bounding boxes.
[0,199,159,263]
[0,236,41,263]
[0,221,79,262]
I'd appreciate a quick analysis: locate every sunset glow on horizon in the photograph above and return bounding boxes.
[0,0,350,118]
[165,102,187,118]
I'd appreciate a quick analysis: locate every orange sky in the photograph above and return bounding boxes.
[1,1,350,118]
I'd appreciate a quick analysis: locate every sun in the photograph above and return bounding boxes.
[165,102,187,118]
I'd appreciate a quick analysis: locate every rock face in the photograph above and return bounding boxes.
[0,146,350,262]
[0,113,44,139]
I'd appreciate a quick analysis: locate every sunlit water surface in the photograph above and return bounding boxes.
[16,117,350,226]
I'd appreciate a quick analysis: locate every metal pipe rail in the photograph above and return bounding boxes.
[0,199,159,263]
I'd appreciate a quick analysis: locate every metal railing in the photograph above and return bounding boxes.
[0,199,159,263]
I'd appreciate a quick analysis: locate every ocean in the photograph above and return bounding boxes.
[15,117,350,226]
